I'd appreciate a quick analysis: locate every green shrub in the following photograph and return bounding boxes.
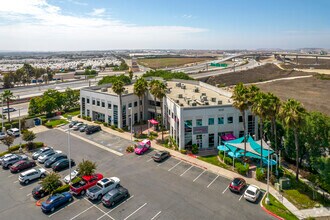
[224,157,233,165]
[110,125,117,130]
[94,121,102,124]
[0,151,9,157]
[86,116,91,121]
[82,115,87,120]
[103,122,108,127]
[77,115,81,118]
[256,168,266,181]
[180,149,187,154]
[126,145,134,153]
[218,151,224,160]
[236,163,250,176]
[191,144,199,154]
[116,128,124,133]
[52,184,70,194]
[270,174,277,185]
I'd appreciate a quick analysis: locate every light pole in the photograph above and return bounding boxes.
[67,116,72,184]
[266,140,271,205]
[128,108,133,141]
[1,97,4,132]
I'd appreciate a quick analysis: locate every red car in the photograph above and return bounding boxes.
[70,173,103,196]
[229,177,246,193]
[10,160,36,173]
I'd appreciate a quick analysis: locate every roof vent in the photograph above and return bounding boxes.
[178,94,183,98]
[202,92,206,96]
[204,101,209,105]
[175,99,179,103]
[181,84,186,89]
[211,97,216,102]
[191,102,197,106]
[194,87,199,93]
[201,95,208,101]
[218,100,223,105]
[176,82,181,87]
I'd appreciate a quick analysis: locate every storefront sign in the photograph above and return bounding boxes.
[193,126,208,135]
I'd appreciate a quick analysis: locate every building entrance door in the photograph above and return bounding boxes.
[196,135,203,149]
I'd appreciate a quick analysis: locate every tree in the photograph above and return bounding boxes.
[40,172,61,195]
[1,135,14,150]
[22,130,36,149]
[232,83,249,160]
[41,96,57,117]
[43,89,63,110]
[2,73,14,88]
[62,88,79,111]
[112,80,125,128]
[154,81,166,141]
[149,80,160,115]
[280,99,306,181]
[98,74,131,86]
[28,97,42,116]
[78,159,97,176]
[1,90,16,123]
[133,77,148,134]
[128,70,133,80]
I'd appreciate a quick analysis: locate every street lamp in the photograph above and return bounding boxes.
[266,140,271,205]
[128,108,133,141]
[67,115,73,184]
[1,97,4,132]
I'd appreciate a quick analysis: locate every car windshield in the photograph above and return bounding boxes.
[154,153,161,157]
[232,179,241,186]
[137,144,144,149]
[246,190,255,196]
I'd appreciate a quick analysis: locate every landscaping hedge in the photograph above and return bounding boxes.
[256,168,266,181]
[235,162,250,176]
[224,157,233,165]
[53,177,81,194]
[0,142,44,157]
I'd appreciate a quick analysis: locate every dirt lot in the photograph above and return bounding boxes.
[137,57,213,69]
[282,57,330,69]
[256,76,330,115]
[202,63,313,86]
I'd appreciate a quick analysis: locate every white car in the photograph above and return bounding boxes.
[0,132,7,140]
[7,128,20,137]
[2,107,16,113]
[63,169,79,184]
[19,168,46,185]
[86,177,120,200]
[72,123,84,131]
[244,185,261,203]
[0,153,15,165]
[38,150,61,163]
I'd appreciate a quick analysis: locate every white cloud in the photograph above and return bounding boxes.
[0,0,206,50]
[68,0,88,6]
[90,8,106,17]
[182,14,193,19]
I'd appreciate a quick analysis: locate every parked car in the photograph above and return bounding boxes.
[7,128,20,137]
[85,125,101,135]
[152,151,170,162]
[32,181,62,199]
[68,121,80,128]
[44,153,67,168]
[102,186,130,207]
[0,132,7,140]
[10,160,36,173]
[0,153,15,165]
[229,177,246,193]
[52,159,75,172]
[2,154,28,169]
[38,150,61,163]
[41,192,73,213]
[244,185,261,202]
[2,107,16,113]
[70,173,104,196]
[134,139,151,155]
[86,177,120,201]
[79,124,88,132]
[19,168,46,184]
[63,169,79,184]
[32,147,53,160]
[72,123,84,131]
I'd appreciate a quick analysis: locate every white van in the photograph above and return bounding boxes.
[7,128,20,137]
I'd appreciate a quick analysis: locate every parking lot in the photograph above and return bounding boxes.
[0,127,274,220]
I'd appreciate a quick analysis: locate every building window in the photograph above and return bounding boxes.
[208,118,214,125]
[108,116,112,125]
[92,99,95,105]
[86,109,90,117]
[218,117,224,124]
[108,102,112,109]
[209,134,215,148]
[97,100,100,106]
[122,105,127,127]
[86,98,90,104]
[113,105,118,126]
[140,100,142,105]
[196,119,203,126]
[171,113,174,119]
[134,113,138,124]
[239,131,244,137]
[134,101,137,107]
[227,116,233,124]
[101,101,105,108]
[239,116,243,123]
[168,110,171,115]
[140,111,143,120]
[128,103,132,108]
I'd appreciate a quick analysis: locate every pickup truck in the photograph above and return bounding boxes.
[70,173,103,196]
[86,177,120,200]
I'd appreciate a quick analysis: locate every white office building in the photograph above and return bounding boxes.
[80,79,258,151]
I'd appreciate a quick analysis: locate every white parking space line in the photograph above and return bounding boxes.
[49,200,78,218]
[97,195,135,220]
[180,165,193,177]
[157,162,163,167]
[222,186,229,194]
[207,175,219,188]
[150,211,162,220]
[8,174,14,178]
[68,200,79,207]
[84,198,115,220]
[146,158,153,162]
[2,170,6,172]
[168,161,182,171]
[13,180,19,183]
[193,170,206,182]
[123,202,147,220]
[26,193,32,197]
[239,194,244,201]
[69,205,94,220]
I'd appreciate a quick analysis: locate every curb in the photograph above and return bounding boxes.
[171,154,208,170]
[260,193,284,220]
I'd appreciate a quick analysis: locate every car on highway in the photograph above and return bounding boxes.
[10,160,36,173]
[2,154,28,169]
[134,139,151,155]
[85,125,101,135]
[41,192,73,213]
[37,150,61,163]
[32,181,62,199]
[244,185,261,202]
[152,150,170,162]
[32,147,53,160]
[79,124,88,132]
[52,158,75,172]
[86,177,120,201]
[70,173,104,196]
[0,153,15,165]
[7,128,20,137]
[19,168,46,184]
[102,186,130,207]
[0,132,7,140]
[2,107,16,113]
[63,169,79,184]
[68,121,80,128]
[72,123,84,131]
[229,177,246,193]
[44,153,67,168]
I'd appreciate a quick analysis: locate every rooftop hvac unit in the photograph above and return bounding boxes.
[176,82,181,87]
[175,99,180,103]
[101,88,107,92]
[167,88,171,93]
[181,84,186,89]
[211,97,216,102]
[218,100,223,105]
[201,92,206,96]
[191,102,197,106]
[177,94,183,98]
[124,90,128,94]
[201,95,208,101]
[204,101,209,105]
[228,99,231,103]
[180,103,184,107]
[187,100,191,105]
[194,87,199,93]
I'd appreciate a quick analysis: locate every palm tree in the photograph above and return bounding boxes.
[251,91,269,167]
[155,81,167,141]
[280,99,306,181]
[1,90,16,123]
[149,80,160,116]
[112,80,125,128]
[133,77,148,134]
[232,83,249,160]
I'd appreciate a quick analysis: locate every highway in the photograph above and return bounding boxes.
[1,102,29,119]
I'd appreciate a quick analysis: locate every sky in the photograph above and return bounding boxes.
[0,0,329,51]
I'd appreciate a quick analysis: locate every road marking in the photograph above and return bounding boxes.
[49,200,77,218]
[13,180,19,183]
[150,211,162,220]
[97,195,134,220]
[207,175,219,188]
[2,170,6,172]
[222,186,229,194]
[26,193,32,197]
[193,170,206,182]
[239,194,244,201]
[123,203,147,220]
[69,205,94,220]
[157,162,163,167]
[84,198,115,220]
[68,200,79,207]
[180,165,193,177]
[146,158,153,162]
[168,161,182,171]
[8,174,14,178]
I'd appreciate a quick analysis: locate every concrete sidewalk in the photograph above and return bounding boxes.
[68,117,330,219]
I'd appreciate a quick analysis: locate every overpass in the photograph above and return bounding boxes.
[273,53,330,64]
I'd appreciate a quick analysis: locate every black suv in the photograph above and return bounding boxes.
[85,125,101,135]
[44,153,67,168]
